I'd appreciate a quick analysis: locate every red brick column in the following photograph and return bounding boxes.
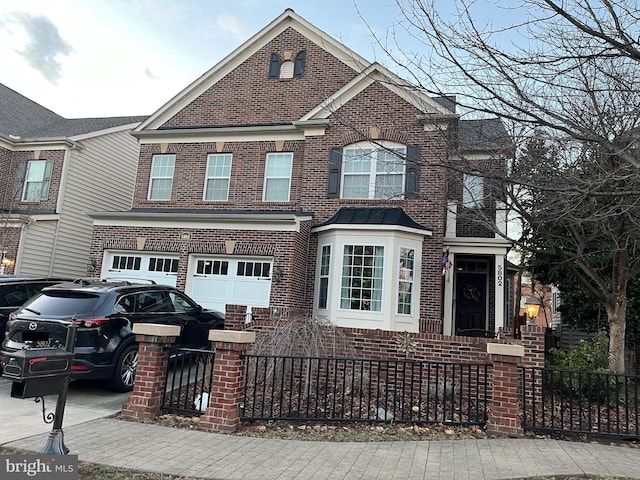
[199,330,255,433]
[520,325,545,368]
[121,324,179,420]
[486,343,525,436]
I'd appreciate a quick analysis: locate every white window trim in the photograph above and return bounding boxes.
[263,152,293,202]
[339,243,385,313]
[148,154,175,201]
[317,244,331,310]
[314,229,424,332]
[341,141,407,200]
[203,153,232,202]
[397,245,415,316]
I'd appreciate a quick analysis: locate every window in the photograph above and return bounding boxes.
[463,174,484,207]
[148,154,175,200]
[20,160,53,201]
[340,245,384,312]
[196,259,229,275]
[204,154,232,201]
[237,261,271,278]
[264,152,292,202]
[111,255,142,271]
[398,248,415,314]
[149,257,178,274]
[552,290,561,315]
[318,245,331,309]
[342,143,406,199]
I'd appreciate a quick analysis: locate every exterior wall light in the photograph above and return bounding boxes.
[273,266,283,283]
[524,296,542,326]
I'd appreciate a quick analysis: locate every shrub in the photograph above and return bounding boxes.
[544,332,621,401]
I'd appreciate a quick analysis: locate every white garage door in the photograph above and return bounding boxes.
[102,252,179,287]
[188,256,272,312]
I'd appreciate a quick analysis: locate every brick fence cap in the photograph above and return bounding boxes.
[486,342,525,357]
[209,330,256,344]
[132,323,181,337]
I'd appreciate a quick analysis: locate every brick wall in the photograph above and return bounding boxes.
[228,304,545,370]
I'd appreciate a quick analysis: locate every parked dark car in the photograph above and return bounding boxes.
[1,280,224,392]
[0,276,71,343]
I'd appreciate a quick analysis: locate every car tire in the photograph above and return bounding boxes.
[110,343,138,392]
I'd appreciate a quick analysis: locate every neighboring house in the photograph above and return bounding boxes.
[89,9,513,334]
[0,83,146,277]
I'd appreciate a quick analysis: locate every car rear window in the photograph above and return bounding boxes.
[24,291,102,316]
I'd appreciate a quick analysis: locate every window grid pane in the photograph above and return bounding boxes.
[398,247,415,315]
[340,245,384,312]
[23,160,52,201]
[149,155,175,200]
[264,153,292,202]
[318,245,331,309]
[205,154,232,201]
[342,144,406,199]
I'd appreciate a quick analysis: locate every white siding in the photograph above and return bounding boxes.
[51,130,139,277]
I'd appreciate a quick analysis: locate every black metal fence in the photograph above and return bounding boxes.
[162,348,216,416]
[522,367,640,439]
[242,354,489,425]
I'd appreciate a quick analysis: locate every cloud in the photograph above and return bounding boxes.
[8,12,74,85]
[144,67,159,80]
[215,15,250,42]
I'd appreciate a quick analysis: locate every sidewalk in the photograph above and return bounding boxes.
[4,417,640,480]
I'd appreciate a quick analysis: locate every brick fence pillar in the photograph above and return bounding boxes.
[486,343,525,436]
[520,325,546,368]
[121,324,179,420]
[199,330,255,433]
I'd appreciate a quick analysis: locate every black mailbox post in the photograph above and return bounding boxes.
[2,347,74,398]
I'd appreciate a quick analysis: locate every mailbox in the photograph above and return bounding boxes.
[1,347,74,398]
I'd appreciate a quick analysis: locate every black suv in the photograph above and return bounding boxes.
[1,281,224,392]
[0,276,70,343]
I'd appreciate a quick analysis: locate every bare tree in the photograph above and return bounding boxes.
[358,0,640,373]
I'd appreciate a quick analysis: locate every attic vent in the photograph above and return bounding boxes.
[268,49,306,79]
[280,60,294,78]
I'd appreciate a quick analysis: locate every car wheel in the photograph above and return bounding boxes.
[110,344,138,392]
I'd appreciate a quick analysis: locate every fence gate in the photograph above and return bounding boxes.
[162,348,216,416]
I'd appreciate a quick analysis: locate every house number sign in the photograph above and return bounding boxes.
[496,264,503,287]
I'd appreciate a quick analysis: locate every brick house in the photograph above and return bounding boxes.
[89,9,513,335]
[0,83,145,277]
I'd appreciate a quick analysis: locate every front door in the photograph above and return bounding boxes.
[455,272,487,333]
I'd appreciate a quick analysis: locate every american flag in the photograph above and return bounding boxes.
[441,249,452,276]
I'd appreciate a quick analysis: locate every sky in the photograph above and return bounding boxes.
[0,0,413,119]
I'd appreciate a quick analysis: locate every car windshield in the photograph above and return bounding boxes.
[22,291,102,316]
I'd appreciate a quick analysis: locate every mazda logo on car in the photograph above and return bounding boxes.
[29,322,37,331]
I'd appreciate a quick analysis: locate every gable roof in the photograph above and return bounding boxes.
[0,83,147,143]
[136,9,453,133]
[300,63,455,122]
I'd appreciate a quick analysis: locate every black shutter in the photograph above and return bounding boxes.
[268,53,281,78]
[293,50,307,77]
[13,160,26,200]
[327,147,343,198]
[405,145,420,198]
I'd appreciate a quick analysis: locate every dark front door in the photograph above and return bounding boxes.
[455,272,487,332]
